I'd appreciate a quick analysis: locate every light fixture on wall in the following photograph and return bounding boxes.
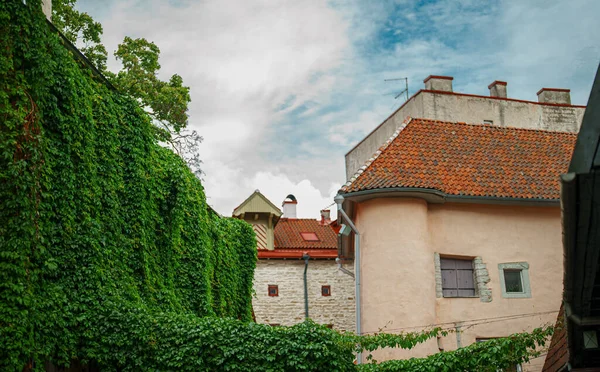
[583,330,599,349]
[338,224,351,236]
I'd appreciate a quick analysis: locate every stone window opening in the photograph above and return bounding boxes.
[498,262,531,298]
[434,253,492,302]
[322,285,331,296]
[268,285,279,297]
[440,257,476,297]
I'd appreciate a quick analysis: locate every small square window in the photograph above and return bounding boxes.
[503,269,523,293]
[300,232,319,241]
[483,119,493,125]
[268,285,278,297]
[498,263,531,298]
[322,285,331,296]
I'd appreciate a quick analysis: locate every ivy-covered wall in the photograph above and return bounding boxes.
[0,1,256,368]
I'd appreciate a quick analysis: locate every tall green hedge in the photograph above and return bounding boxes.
[0,1,256,368]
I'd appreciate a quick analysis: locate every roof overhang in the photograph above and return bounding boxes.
[340,187,560,207]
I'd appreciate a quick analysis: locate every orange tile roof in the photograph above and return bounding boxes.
[342,118,577,200]
[542,304,569,372]
[257,218,338,259]
[273,218,337,250]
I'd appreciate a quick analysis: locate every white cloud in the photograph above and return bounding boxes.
[242,172,340,219]
[91,0,351,217]
[79,0,600,218]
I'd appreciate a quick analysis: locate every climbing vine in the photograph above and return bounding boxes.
[0,1,255,369]
[1,1,553,371]
[357,326,553,372]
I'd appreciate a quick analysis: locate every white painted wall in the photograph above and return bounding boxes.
[42,0,52,20]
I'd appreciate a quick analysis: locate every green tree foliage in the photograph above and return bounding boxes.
[1,1,253,369]
[51,0,107,71]
[358,326,553,372]
[1,2,554,371]
[52,0,201,177]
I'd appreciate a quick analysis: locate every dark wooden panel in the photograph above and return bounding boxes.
[457,269,474,289]
[441,258,457,269]
[458,289,476,297]
[456,260,474,270]
[443,289,458,297]
[442,269,457,289]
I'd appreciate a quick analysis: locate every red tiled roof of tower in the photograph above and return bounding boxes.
[342,118,576,200]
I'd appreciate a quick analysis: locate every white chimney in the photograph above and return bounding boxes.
[537,88,571,105]
[488,81,507,98]
[423,75,453,92]
[282,195,297,219]
[320,209,331,225]
[42,0,52,20]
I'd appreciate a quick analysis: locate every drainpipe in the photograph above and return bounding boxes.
[454,322,463,348]
[302,253,310,320]
[334,194,361,363]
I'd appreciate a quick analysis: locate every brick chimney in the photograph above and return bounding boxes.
[488,81,507,98]
[42,0,52,20]
[537,88,571,105]
[424,75,453,92]
[282,194,297,219]
[320,209,331,225]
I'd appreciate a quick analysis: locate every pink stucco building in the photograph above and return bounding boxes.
[337,117,578,370]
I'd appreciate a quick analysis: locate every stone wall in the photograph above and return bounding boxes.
[252,259,356,332]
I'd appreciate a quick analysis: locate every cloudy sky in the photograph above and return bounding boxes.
[77,0,599,218]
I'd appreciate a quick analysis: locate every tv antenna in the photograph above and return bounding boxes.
[383,77,409,108]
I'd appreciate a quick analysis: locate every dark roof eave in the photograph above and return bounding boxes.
[258,250,338,259]
[340,187,560,207]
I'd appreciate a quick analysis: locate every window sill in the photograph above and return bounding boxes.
[501,293,531,299]
[442,296,480,299]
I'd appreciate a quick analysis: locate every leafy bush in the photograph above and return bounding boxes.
[357,326,553,372]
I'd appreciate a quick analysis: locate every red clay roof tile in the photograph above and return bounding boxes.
[257,218,338,259]
[272,218,337,250]
[542,304,569,371]
[342,118,577,200]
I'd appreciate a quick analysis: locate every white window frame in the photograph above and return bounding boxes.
[498,262,531,298]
